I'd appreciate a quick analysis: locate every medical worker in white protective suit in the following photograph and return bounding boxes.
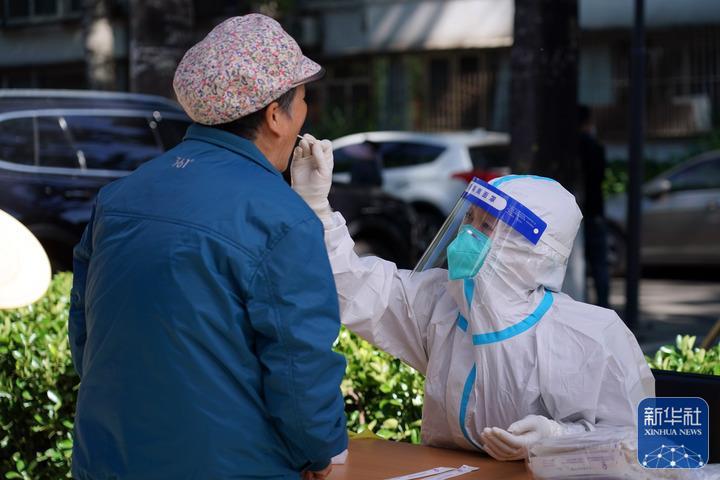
[291,136,655,461]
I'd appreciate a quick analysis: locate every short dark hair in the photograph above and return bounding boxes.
[214,87,297,140]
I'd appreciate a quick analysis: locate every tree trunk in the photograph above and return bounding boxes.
[129,0,194,98]
[509,0,579,192]
[83,0,116,90]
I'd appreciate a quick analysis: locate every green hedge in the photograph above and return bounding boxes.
[646,334,720,375]
[0,273,76,479]
[334,328,424,443]
[2,274,718,478]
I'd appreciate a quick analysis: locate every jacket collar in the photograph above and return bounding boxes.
[183,123,281,178]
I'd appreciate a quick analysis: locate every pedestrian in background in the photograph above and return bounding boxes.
[578,105,610,308]
[69,14,346,480]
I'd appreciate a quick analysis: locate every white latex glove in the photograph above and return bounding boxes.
[479,415,587,461]
[291,134,334,227]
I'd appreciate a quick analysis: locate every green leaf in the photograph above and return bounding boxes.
[377,429,394,439]
[57,438,73,450]
[381,418,399,430]
[47,390,60,404]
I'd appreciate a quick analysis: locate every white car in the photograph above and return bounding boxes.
[332,130,511,247]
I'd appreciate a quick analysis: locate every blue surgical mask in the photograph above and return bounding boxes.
[447,225,491,280]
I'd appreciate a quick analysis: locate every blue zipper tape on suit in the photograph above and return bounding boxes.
[463,278,474,309]
[457,312,468,332]
[459,364,484,451]
[456,291,554,452]
[455,290,554,345]
[455,278,475,332]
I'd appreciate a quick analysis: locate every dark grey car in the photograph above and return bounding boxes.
[0,89,419,271]
[605,151,720,272]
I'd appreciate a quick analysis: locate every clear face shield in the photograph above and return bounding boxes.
[413,178,548,280]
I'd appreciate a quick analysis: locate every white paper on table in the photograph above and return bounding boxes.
[384,466,455,480]
[331,449,348,465]
[421,465,479,480]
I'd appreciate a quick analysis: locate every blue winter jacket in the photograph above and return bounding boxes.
[68,124,348,479]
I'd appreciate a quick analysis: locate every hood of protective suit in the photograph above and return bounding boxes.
[491,176,582,292]
[448,176,583,326]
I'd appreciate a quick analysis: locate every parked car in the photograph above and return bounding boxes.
[331,130,511,247]
[605,150,720,273]
[0,90,419,270]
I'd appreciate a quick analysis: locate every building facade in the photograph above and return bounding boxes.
[298,0,720,149]
[3,0,720,151]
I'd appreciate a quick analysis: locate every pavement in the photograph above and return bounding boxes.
[601,274,720,355]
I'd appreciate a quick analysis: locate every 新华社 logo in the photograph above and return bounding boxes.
[638,397,709,469]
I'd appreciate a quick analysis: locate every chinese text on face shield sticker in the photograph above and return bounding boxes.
[466,183,507,211]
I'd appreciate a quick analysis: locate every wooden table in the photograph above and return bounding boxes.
[329,438,533,479]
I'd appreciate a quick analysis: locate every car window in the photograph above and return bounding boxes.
[65,115,162,171]
[334,142,378,173]
[154,118,190,150]
[378,142,445,169]
[37,116,81,169]
[669,158,720,191]
[468,145,510,169]
[0,117,34,165]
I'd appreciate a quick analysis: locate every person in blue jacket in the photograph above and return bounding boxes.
[69,14,347,480]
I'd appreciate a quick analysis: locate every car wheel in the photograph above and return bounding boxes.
[606,225,626,277]
[414,209,445,252]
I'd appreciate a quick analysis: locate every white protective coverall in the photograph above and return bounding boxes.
[322,175,655,453]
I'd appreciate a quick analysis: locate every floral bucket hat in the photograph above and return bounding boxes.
[173,14,324,125]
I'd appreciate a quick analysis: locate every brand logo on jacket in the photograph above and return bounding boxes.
[173,157,194,169]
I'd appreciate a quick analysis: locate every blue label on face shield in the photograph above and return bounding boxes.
[462,179,547,245]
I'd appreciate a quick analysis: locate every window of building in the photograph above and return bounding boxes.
[3,0,81,23]
[37,63,86,89]
[460,56,479,75]
[429,58,450,113]
[34,0,56,15]
[0,64,87,89]
[6,0,30,18]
